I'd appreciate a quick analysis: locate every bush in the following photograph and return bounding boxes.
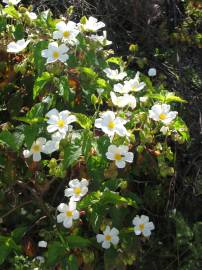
[1,1,200,270]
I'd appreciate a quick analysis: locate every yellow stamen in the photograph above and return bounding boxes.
[32,144,41,153]
[139,224,145,231]
[114,153,122,161]
[66,211,73,217]
[74,187,81,195]
[105,234,112,241]
[63,31,70,38]
[57,119,65,128]
[159,113,167,120]
[53,51,59,59]
[108,121,115,129]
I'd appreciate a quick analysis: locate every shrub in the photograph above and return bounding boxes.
[0,1,191,269]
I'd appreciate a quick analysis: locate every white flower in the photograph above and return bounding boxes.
[132,215,155,237]
[35,256,45,264]
[103,68,127,81]
[41,42,69,64]
[23,138,47,162]
[7,39,30,53]
[3,0,21,5]
[97,88,104,96]
[110,92,136,109]
[160,126,169,135]
[106,145,134,168]
[57,201,79,228]
[44,132,66,154]
[95,111,129,138]
[113,83,126,94]
[89,31,112,46]
[79,16,105,32]
[140,96,148,103]
[53,21,79,43]
[64,178,88,202]
[123,72,145,93]
[26,11,37,20]
[38,241,47,248]
[149,104,178,125]
[148,68,157,77]
[46,109,76,135]
[96,226,119,249]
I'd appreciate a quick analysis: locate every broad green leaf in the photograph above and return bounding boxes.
[67,235,91,248]
[47,241,66,266]
[107,57,124,66]
[100,191,136,207]
[96,135,110,157]
[33,72,53,99]
[81,130,93,160]
[27,103,46,119]
[63,142,81,168]
[14,24,24,40]
[96,78,108,88]
[11,226,27,242]
[0,17,7,32]
[3,6,21,19]
[59,76,70,102]
[75,113,92,129]
[34,41,48,75]
[80,67,97,79]
[23,124,40,148]
[0,131,17,151]
[165,93,187,103]
[67,254,78,270]
[87,155,107,181]
[78,191,101,209]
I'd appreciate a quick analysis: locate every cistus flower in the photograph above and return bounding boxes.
[38,241,47,248]
[160,126,169,135]
[79,16,105,32]
[3,0,21,5]
[149,104,178,125]
[23,138,47,162]
[89,31,112,46]
[46,109,76,135]
[26,11,37,20]
[57,201,79,228]
[53,21,79,43]
[96,226,119,249]
[123,72,145,93]
[64,178,89,201]
[41,42,69,64]
[110,92,136,109]
[106,145,134,168]
[132,215,155,237]
[148,68,157,77]
[7,39,30,53]
[44,131,66,154]
[95,111,129,138]
[103,68,127,81]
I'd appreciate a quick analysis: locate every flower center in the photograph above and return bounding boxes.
[159,113,167,120]
[32,144,41,153]
[114,153,122,161]
[63,31,70,38]
[108,121,115,129]
[74,187,81,195]
[57,119,65,128]
[105,234,112,241]
[139,223,145,231]
[53,51,59,59]
[66,211,73,217]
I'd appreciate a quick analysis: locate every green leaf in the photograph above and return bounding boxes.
[165,93,187,103]
[78,191,101,209]
[4,6,21,19]
[75,113,92,129]
[67,254,78,270]
[96,78,108,88]
[27,103,46,119]
[0,236,17,265]
[107,57,124,66]
[96,135,110,157]
[34,41,48,75]
[81,130,93,160]
[0,131,17,151]
[47,241,66,266]
[67,235,91,248]
[33,72,53,99]
[0,17,7,33]
[63,142,81,169]
[80,67,97,79]
[14,24,24,40]
[100,191,136,207]
[59,76,70,102]
[11,226,27,243]
[23,124,40,148]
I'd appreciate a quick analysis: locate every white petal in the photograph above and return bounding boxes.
[115,160,126,168]
[23,150,31,158]
[72,210,79,220]
[124,152,134,163]
[59,44,69,54]
[47,125,58,133]
[64,188,74,197]
[142,229,152,237]
[59,54,69,63]
[57,203,68,213]
[63,218,73,228]
[111,235,119,245]
[132,216,141,226]
[53,31,63,40]
[96,234,104,243]
[57,213,65,223]
[33,152,41,162]
[102,240,111,249]
[111,228,119,236]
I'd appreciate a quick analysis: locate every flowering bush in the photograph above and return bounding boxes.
[0,1,190,269]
